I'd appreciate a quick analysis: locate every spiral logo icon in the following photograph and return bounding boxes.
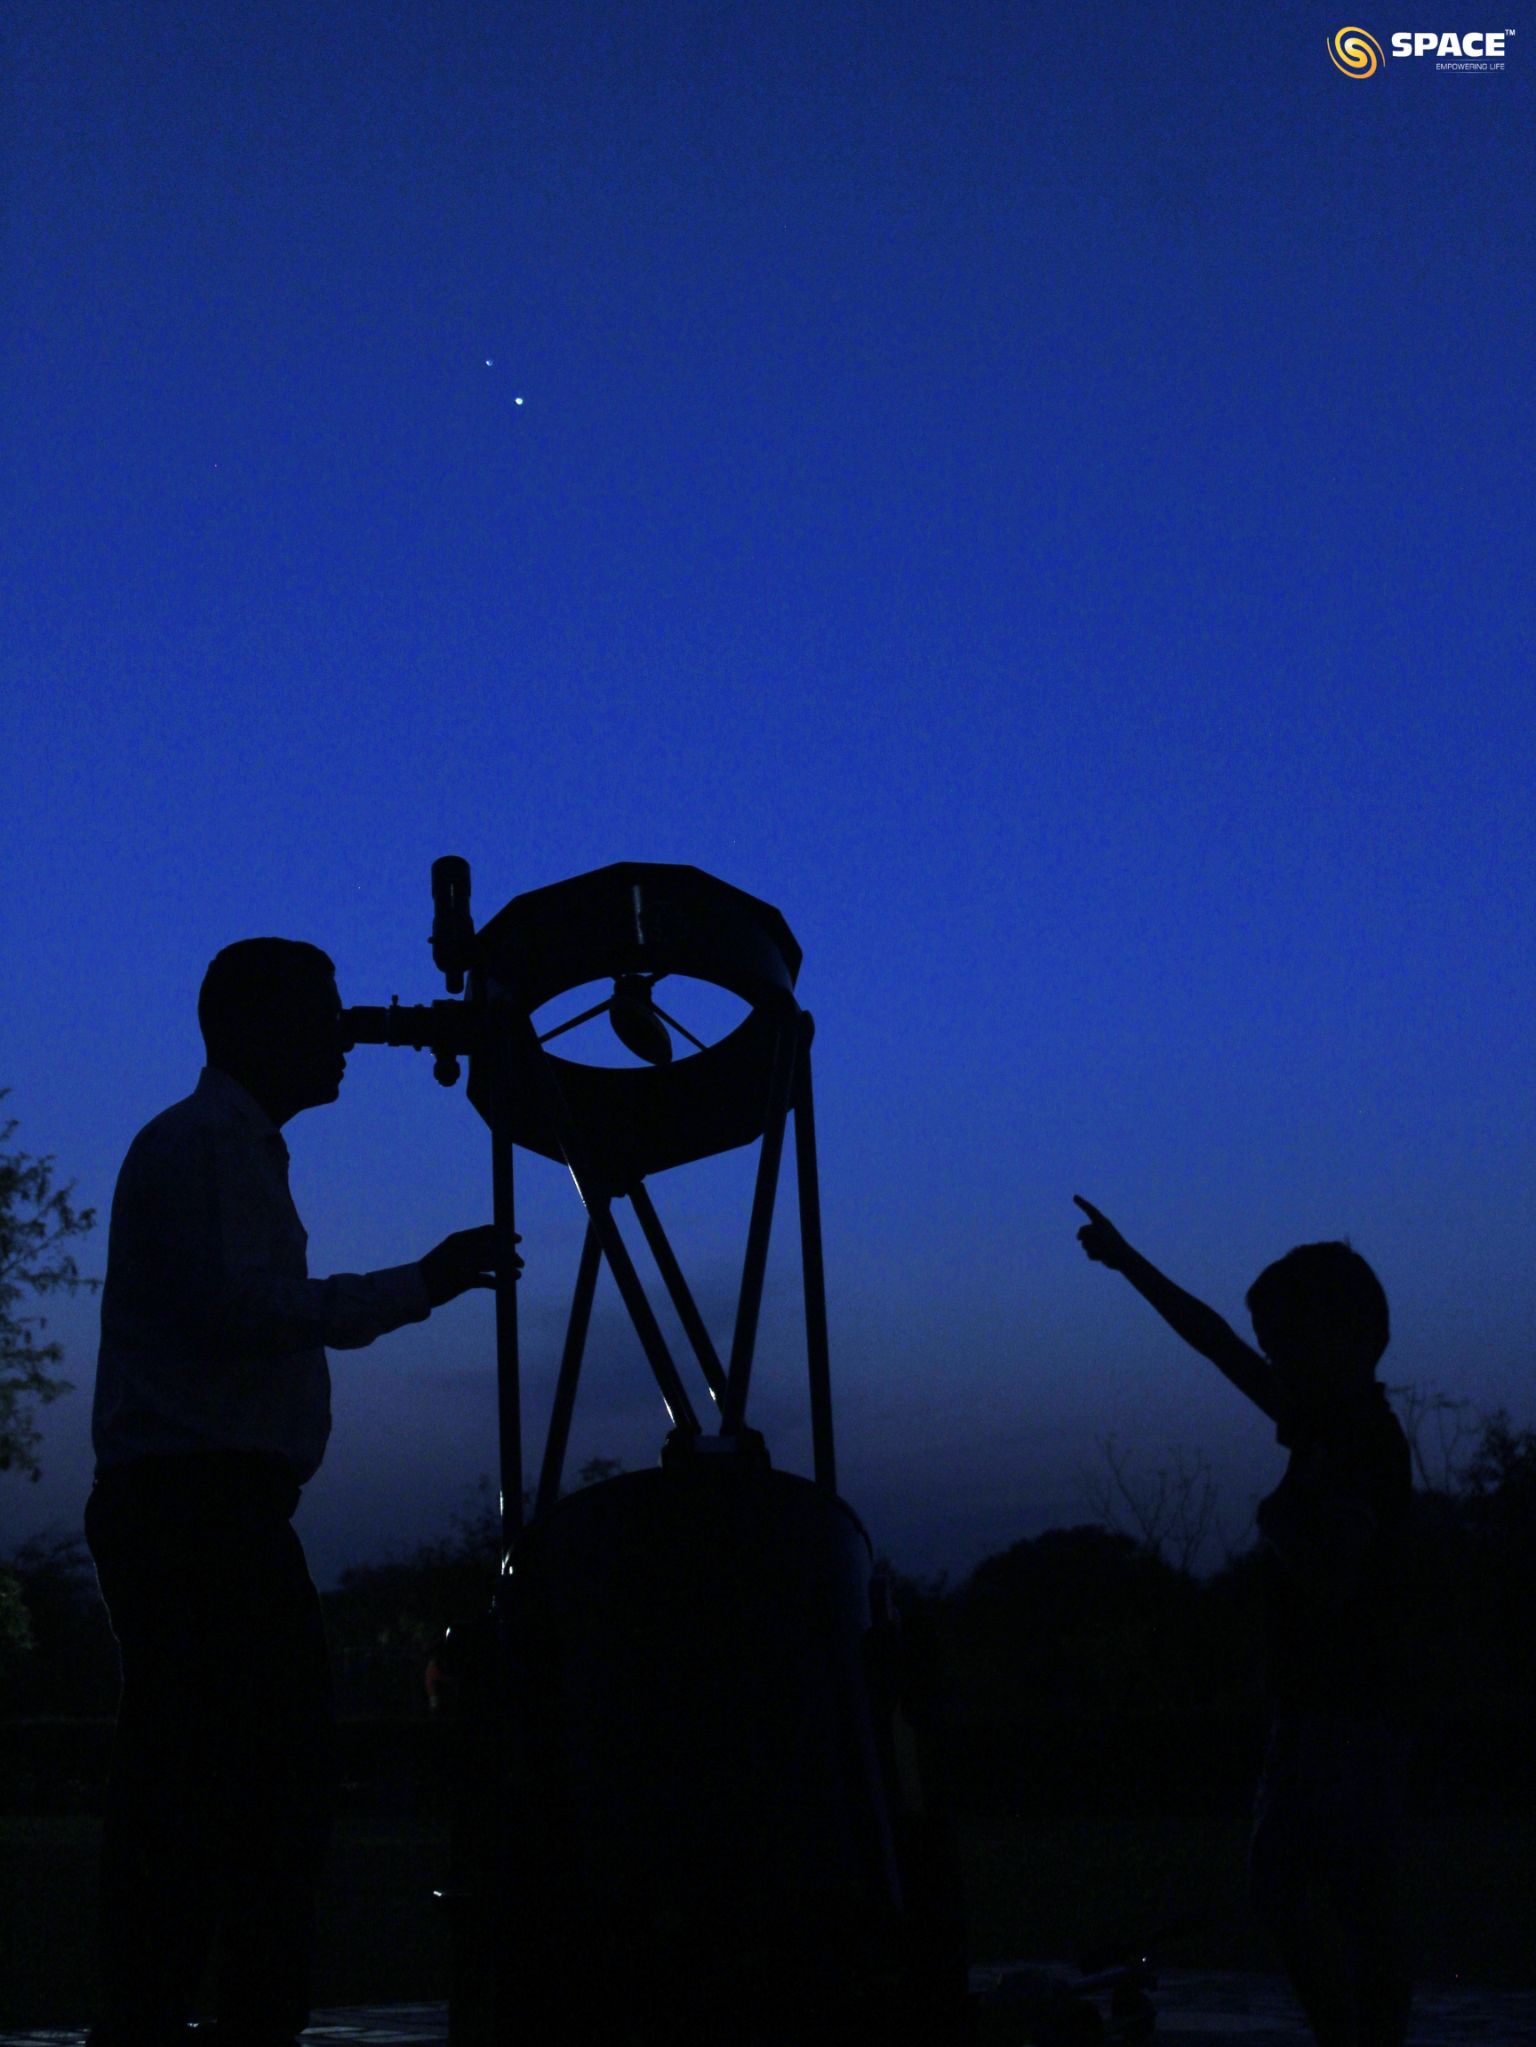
[1328,26,1385,75]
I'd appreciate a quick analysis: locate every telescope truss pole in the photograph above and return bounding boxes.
[792,1016,836,1494]
[628,1181,729,1411]
[512,1010,704,1440]
[534,1218,603,1520]
[719,1008,802,1438]
[492,1118,523,1564]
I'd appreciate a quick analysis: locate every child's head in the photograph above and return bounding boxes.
[1246,1241,1389,1403]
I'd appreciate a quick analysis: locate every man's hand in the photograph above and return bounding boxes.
[1073,1196,1133,1272]
[420,1225,521,1308]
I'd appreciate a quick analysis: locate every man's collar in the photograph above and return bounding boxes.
[195,1066,284,1142]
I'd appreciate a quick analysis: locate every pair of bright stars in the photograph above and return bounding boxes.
[484,359,523,404]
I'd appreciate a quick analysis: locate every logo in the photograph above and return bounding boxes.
[1327,23,1513,73]
[1390,28,1510,60]
[1328,25,1386,73]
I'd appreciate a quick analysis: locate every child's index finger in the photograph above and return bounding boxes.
[1072,1194,1102,1222]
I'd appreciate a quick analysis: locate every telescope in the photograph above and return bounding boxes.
[344,859,965,2046]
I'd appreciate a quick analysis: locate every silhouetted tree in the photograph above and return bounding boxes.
[1441,1408,1536,1709]
[940,1524,1205,1719]
[1390,1381,1484,1493]
[0,1531,118,1716]
[0,1563,34,1703]
[1081,1436,1224,1575]
[325,1460,627,1714]
[0,1095,99,1482]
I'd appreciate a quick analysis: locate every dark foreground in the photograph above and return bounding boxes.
[5,1977,1536,2047]
[7,1808,1533,2041]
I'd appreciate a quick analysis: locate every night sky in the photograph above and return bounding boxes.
[5,3,1532,1587]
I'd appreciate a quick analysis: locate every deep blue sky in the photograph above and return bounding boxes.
[4,2,1532,1585]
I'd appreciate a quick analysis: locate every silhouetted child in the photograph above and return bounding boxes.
[1074,1197,1413,2047]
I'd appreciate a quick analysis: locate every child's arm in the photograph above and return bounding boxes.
[1073,1196,1283,1422]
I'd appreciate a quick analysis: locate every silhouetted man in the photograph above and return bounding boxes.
[86,938,513,2047]
[1074,1198,1412,2047]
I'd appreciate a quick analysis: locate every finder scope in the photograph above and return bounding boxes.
[339,854,480,1084]
[431,854,475,993]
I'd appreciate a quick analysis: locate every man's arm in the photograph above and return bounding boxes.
[220,1257,434,1353]
[216,1219,510,1352]
[1073,1196,1283,1422]
[138,1124,503,1355]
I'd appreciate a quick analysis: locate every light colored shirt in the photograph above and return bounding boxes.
[93,1067,431,1481]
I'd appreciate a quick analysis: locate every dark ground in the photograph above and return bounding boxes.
[4,1810,1534,2040]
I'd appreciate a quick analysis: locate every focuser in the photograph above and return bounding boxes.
[340,995,480,1086]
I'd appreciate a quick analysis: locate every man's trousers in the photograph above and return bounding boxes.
[85,1451,336,2047]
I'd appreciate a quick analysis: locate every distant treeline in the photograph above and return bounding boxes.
[3,1414,1534,1813]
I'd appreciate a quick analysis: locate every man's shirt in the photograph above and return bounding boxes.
[93,1067,431,1481]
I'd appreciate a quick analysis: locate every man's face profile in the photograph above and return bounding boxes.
[222,970,346,1122]
[278,973,346,1110]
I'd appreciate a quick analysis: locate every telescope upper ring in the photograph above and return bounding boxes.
[465,863,805,1187]
[470,862,800,1015]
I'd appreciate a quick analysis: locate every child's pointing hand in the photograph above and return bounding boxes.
[1074,1195,1132,1272]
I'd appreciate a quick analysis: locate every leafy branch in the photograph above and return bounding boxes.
[0,1095,100,1482]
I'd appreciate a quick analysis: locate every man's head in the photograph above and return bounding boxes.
[1246,1241,1390,1406]
[198,938,344,1123]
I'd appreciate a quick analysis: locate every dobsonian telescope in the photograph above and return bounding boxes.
[343,859,965,2047]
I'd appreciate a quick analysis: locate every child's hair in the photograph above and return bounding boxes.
[1245,1241,1390,1372]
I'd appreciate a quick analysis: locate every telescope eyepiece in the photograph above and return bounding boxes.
[339,1003,393,1052]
